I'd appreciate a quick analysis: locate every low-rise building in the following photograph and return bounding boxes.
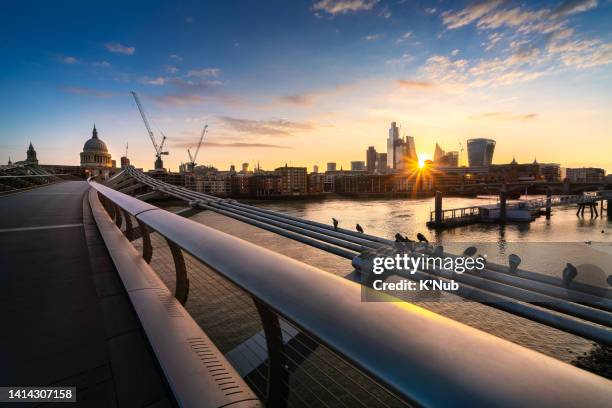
[566,167,605,183]
[275,165,307,195]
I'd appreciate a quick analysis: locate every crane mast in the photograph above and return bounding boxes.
[130,91,168,170]
[192,124,207,164]
[186,124,208,172]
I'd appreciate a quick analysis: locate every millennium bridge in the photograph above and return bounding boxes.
[1,164,611,407]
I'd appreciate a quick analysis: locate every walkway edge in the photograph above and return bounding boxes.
[88,187,262,408]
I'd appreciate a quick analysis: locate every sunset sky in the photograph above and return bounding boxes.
[1,0,611,172]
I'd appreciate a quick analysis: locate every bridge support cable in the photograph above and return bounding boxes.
[123,171,369,256]
[124,167,392,248]
[124,166,390,247]
[88,179,612,407]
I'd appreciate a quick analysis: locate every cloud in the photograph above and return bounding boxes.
[185,16,194,23]
[217,116,314,136]
[151,94,205,106]
[60,56,78,64]
[104,42,135,55]
[312,0,379,15]
[470,112,538,121]
[169,77,223,91]
[552,0,598,17]
[442,0,598,35]
[396,79,435,89]
[140,76,169,85]
[187,68,221,77]
[378,5,391,19]
[171,141,292,149]
[385,53,414,66]
[555,40,612,68]
[277,94,315,105]
[442,0,503,29]
[485,32,504,51]
[425,7,437,14]
[165,65,179,74]
[59,86,116,98]
[362,34,381,41]
[93,61,111,68]
[395,31,412,43]
[169,54,182,61]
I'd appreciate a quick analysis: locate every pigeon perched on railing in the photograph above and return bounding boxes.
[563,263,578,287]
[416,233,428,243]
[508,254,521,273]
[332,218,339,230]
[356,224,364,234]
[463,246,477,257]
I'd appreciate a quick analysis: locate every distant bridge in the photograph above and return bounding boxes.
[1,167,611,407]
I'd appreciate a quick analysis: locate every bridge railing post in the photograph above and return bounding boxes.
[114,203,123,228]
[253,299,289,408]
[165,238,189,306]
[122,209,134,240]
[137,219,153,263]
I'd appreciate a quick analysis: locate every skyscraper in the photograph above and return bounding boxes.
[376,153,387,173]
[433,143,445,162]
[387,122,400,169]
[467,138,496,167]
[386,122,418,171]
[327,162,337,172]
[366,146,377,173]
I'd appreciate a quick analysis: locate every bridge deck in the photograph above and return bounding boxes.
[0,181,172,407]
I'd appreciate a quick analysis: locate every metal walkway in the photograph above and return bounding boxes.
[0,182,174,406]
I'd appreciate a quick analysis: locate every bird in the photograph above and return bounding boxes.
[585,240,592,245]
[602,230,605,234]
[356,224,364,233]
[508,254,522,273]
[332,218,339,230]
[463,246,478,257]
[394,233,404,242]
[416,233,428,243]
[563,263,578,287]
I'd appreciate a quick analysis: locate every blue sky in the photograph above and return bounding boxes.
[1,0,611,171]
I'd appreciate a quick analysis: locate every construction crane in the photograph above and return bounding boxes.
[130,91,169,170]
[186,124,208,172]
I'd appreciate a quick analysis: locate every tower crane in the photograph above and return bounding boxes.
[187,124,208,172]
[130,91,169,170]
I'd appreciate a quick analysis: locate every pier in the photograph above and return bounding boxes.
[427,190,612,229]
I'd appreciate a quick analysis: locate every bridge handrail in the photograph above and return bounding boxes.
[89,180,612,408]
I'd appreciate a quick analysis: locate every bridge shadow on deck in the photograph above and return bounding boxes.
[0,181,173,407]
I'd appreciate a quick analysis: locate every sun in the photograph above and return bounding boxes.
[417,153,430,169]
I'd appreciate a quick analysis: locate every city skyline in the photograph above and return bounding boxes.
[1,0,611,171]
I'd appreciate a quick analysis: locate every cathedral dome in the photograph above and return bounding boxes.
[83,125,108,152]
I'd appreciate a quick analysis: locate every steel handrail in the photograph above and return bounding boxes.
[89,180,611,407]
